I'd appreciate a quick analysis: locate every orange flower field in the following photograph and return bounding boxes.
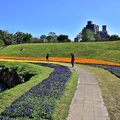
[0,56,120,66]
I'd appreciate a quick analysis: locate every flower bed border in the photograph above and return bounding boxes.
[0,56,120,66]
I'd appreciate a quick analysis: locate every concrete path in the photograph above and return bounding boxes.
[65,64,110,120]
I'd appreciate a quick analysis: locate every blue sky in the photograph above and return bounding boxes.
[0,0,120,40]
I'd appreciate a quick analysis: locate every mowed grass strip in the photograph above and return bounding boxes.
[80,65,120,120]
[53,68,78,120]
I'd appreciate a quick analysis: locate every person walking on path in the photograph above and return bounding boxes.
[71,53,75,67]
[46,53,49,61]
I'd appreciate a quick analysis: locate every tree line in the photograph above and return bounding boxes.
[0,30,71,47]
[1,28,120,47]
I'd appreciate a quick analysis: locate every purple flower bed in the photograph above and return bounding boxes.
[88,64,120,78]
[0,63,72,120]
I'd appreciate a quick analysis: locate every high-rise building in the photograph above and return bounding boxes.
[85,21,99,34]
[74,21,110,42]
[83,21,110,40]
[102,25,106,31]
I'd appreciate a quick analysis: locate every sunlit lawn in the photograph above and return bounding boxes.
[0,41,120,63]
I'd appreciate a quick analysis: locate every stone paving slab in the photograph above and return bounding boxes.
[66,65,110,120]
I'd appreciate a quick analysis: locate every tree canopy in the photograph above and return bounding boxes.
[81,28,95,41]
[57,34,70,42]
[109,34,120,41]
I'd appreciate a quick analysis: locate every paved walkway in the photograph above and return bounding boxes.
[65,64,110,120]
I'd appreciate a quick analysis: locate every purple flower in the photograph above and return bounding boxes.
[1,63,71,119]
[88,64,120,78]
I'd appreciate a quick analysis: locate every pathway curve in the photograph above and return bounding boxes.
[61,63,110,120]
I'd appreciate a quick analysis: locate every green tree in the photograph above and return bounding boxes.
[109,34,120,41]
[47,32,58,42]
[0,29,34,45]
[81,28,95,42]
[14,31,32,43]
[0,30,9,45]
[23,33,32,43]
[57,34,69,42]
[14,31,25,43]
[39,35,47,42]
[46,36,54,42]
[94,35,101,41]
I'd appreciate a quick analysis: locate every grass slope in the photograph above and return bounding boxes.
[0,41,120,63]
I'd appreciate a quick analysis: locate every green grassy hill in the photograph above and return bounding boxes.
[0,41,120,63]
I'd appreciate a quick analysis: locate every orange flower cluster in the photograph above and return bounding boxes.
[50,58,120,66]
[0,56,120,66]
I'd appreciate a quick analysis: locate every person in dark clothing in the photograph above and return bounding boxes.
[71,53,75,67]
[46,53,49,61]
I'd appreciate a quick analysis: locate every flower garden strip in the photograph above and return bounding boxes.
[0,56,120,66]
[0,57,120,79]
[87,64,120,78]
[0,63,72,119]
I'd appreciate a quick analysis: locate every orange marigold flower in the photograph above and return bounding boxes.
[0,56,120,67]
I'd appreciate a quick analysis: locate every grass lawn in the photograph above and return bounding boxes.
[0,41,120,63]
